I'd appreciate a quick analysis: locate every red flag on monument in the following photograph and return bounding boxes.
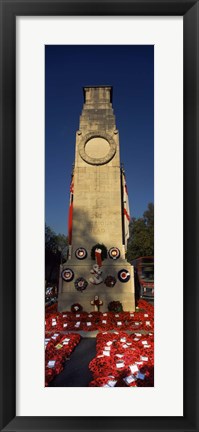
[68,175,74,255]
[95,248,102,267]
[121,168,130,251]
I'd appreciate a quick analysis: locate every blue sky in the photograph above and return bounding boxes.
[45,45,154,236]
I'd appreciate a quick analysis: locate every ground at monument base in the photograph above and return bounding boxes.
[45,300,154,387]
[48,338,96,387]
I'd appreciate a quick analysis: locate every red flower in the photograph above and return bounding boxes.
[88,330,154,387]
[45,332,81,386]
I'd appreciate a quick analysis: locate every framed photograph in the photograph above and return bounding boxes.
[0,1,198,432]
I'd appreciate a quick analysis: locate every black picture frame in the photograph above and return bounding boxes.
[0,1,198,431]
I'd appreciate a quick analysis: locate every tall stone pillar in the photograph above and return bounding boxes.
[58,86,135,312]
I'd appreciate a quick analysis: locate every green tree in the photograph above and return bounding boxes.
[54,233,68,263]
[45,224,68,284]
[127,203,154,261]
[143,202,154,228]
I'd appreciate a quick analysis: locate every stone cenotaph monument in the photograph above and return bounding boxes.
[58,86,135,312]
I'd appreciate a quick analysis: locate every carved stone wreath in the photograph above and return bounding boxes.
[78,132,116,165]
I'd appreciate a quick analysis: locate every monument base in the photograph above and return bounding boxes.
[58,259,135,312]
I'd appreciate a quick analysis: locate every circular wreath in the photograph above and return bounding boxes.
[74,277,88,292]
[75,247,87,260]
[79,132,116,166]
[91,243,107,261]
[118,269,131,283]
[71,303,83,313]
[108,247,120,260]
[104,275,117,287]
[108,301,123,313]
[61,268,74,282]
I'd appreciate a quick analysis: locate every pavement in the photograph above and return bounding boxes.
[48,337,96,387]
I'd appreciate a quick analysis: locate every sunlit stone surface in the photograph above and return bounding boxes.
[58,86,135,312]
